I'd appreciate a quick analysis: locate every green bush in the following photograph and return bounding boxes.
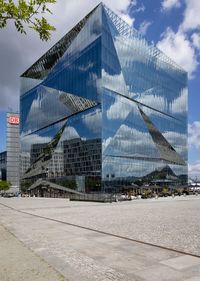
[0,181,10,191]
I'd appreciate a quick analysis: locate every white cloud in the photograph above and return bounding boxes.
[138,20,152,35]
[188,121,200,149]
[104,0,135,25]
[132,4,145,13]
[181,0,200,32]
[157,28,198,78]
[53,0,135,27]
[188,161,200,176]
[191,33,200,49]
[158,0,200,80]
[120,14,135,26]
[161,0,182,11]
[104,0,135,12]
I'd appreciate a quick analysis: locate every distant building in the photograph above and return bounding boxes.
[0,151,7,181]
[0,113,20,192]
[6,112,20,192]
[20,152,30,179]
[20,3,188,193]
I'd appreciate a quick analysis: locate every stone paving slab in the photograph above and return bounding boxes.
[0,197,200,281]
[0,224,67,281]
[134,264,185,281]
[160,255,200,270]
[184,277,200,281]
[3,196,199,255]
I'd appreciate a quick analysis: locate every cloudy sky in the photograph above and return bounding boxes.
[0,0,200,178]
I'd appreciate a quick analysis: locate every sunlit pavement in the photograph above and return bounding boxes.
[0,196,200,281]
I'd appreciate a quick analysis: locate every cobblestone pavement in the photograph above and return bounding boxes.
[0,196,200,281]
[0,224,67,281]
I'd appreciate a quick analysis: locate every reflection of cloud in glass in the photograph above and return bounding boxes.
[169,164,187,176]
[20,77,43,95]
[163,131,187,158]
[103,124,157,158]
[106,95,132,120]
[163,131,186,147]
[60,126,80,142]
[102,69,186,123]
[171,87,187,114]
[102,137,112,150]
[102,157,159,178]
[114,36,150,66]
[21,134,51,152]
[102,69,128,96]
[78,62,94,72]
[114,34,185,81]
[24,86,68,134]
[53,11,101,74]
[135,87,166,112]
[82,109,101,134]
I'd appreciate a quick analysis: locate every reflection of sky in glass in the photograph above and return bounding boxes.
[21,85,98,135]
[102,157,162,178]
[21,86,70,134]
[102,6,187,124]
[21,121,66,153]
[102,90,160,159]
[102,86,187,179]
[60,106,101,142]
[20,4,188,185]
[102,157,187,179]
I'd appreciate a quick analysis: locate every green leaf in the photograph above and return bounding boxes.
[0,0,56,40]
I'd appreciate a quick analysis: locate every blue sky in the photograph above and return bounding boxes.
[0,0,200,178]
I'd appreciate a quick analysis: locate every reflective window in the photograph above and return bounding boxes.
[20,3,188,192]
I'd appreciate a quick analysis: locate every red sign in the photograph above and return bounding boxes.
[8,116,19,125]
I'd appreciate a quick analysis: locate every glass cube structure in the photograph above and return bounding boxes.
[20,3,188,192]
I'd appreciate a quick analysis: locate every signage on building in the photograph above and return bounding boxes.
[8,116,20,125]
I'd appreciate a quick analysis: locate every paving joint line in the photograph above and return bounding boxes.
[1,201,200,259]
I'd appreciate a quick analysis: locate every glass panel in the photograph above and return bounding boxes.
[20,5,99,81]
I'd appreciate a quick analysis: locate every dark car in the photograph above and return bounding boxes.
[3,193,15,198]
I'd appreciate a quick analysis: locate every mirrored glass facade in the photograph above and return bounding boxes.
[20,3,188,192]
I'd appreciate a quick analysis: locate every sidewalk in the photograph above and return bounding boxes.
[0,224,67,281]
[1,198,200,281]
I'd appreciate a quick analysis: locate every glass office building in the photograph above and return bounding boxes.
[20,3,188,192]
[0,113,20,192]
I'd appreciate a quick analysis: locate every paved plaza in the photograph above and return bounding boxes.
[0,196,200,281]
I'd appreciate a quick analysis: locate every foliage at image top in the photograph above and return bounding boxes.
[0,0,56,41]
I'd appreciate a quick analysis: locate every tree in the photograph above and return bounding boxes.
[0,180,11,191]
[0,0,56,41]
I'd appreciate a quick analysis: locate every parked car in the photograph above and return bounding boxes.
[3,192,15,197]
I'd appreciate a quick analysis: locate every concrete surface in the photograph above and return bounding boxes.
[0,224,67,281]
[0,196,200,281]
